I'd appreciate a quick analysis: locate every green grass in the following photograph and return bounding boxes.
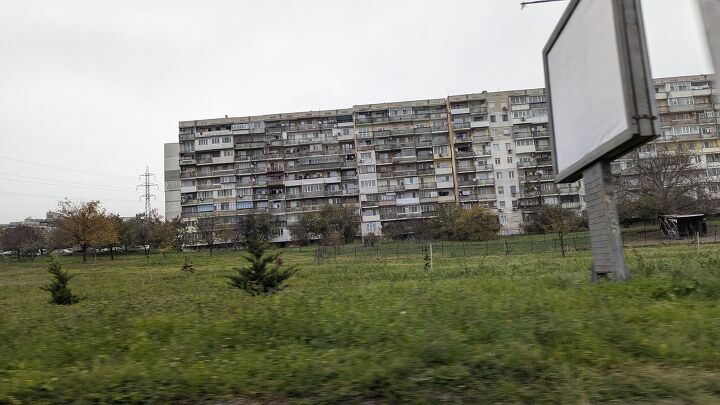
[2,245,720,403]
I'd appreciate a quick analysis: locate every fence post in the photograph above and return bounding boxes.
[463,241,466,256]
[441,242,444,257]
[573,233,577,251]
[376,244,379,259]
[530,237,533,253]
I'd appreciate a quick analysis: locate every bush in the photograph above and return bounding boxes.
[180,257,195,274]
[40,260,83,305]
[227,239,297,295]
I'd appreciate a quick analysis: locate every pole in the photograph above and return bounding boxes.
[583,161,629,281]
[698,1,720,89]
[429,243,433,272]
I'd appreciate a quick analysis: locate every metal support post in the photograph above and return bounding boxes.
[583,161,629,281]
[698,0,720,79]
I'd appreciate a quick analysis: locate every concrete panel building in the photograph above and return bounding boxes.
[165,74,718,244]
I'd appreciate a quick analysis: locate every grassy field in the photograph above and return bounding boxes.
[2,244,720,404]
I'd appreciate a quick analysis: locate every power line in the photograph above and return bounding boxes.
[0,172,136,191]
[0,177,136,192]
[0,155,139,180]
[4,134,148,165]
[0,190,140,203]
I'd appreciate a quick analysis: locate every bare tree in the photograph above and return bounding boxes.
[533,205,584,257]
[615,145,718,223]
[2,225,43,261]
[196,215,217,255]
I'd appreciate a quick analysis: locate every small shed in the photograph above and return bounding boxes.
[659,214,707,238]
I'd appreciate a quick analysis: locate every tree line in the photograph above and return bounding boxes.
[1,200,587,261]
[1,200,186,263]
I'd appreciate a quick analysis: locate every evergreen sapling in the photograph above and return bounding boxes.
[40,260,84,305]
[227,238,297,295]
[180,256,195,274]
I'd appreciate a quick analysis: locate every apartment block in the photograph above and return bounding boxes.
[165,74,718,243]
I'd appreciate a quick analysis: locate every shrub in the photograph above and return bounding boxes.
[180,256,195,274]
[227,238,297,296]
[40,260,83,305]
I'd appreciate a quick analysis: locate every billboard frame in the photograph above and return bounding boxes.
[543,0,659,183]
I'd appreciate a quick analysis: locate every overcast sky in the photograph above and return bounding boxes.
[0,0,713,223]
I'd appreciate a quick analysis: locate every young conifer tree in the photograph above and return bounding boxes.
[40,260,83,305]
[227,238,296,296]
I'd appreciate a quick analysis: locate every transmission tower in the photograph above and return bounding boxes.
[137,166,158,219]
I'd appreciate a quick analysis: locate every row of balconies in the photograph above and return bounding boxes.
[355,113,448,125]
[517,159,553,168]
[459,193,496,202]
[455,164,493,172]
[458,178,496,187]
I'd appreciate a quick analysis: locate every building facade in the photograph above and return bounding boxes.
[165,74,718,243]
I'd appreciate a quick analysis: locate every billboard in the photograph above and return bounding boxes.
[543,0,659,183]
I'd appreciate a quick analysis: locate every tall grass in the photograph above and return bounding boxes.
[1,244,720,403]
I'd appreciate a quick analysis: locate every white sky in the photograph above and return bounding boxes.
[0,0,713,223]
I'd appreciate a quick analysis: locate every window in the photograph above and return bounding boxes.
[499,201,506,208]
[512,110,531,119]
[669,82,690,91]
[669,97,695,106]
[198,139,208,145]
[237,202,252,209]
[663,125,699,136]
[507,157,513,164]
[368,223,377,231]
[360,179,376,188]
[360,152,371,160]
[359,164,376,174]
[222,137,231,143]
[505,143,512,150]
[695,156,702,163]
[493,143,500,152]
[502,114,508,122]
[198,204,214,212]
[497,186,504,195]
[495,158,501,165]
[510,186,517,194]
[490,115,497,123]
[223,150,233,157]
[217,189,233,197]
[342,128,350,135]
[211,137,221,144]
[496,172,503,180]
[508,171,515,179]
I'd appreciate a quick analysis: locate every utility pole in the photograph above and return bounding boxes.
[521,0,566,8]
[137,166,158,219]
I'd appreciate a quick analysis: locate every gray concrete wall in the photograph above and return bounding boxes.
[164,142,181,220]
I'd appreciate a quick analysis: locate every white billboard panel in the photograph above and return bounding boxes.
[548,0,628,175]
[544,0,659,182]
